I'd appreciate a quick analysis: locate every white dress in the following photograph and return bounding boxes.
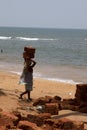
[19,66,33,91]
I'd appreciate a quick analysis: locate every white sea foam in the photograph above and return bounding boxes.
[39,77,80,84]
[10,71,21,75]
[16,37,57,41]
[34,72,42,77]
[16,37,39,41]
[0,35,57,41]
[0,36,11,40]
[10,71,42,77]
[9,71,81,84]
[40,38,57,41]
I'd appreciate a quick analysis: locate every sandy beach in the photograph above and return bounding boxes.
[0,71,76,111]
[0,71,87,129]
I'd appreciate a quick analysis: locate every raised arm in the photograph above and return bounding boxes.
[30,59,36,68]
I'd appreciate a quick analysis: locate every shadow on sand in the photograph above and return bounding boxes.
[0,88,6,96]
[52,110,87,124]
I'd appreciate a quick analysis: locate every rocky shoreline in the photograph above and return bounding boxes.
[0,71,87,129]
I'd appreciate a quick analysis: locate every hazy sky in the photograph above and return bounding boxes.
[0,0,87,29]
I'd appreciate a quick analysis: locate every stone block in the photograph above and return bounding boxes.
[18,120,39,130]
[38,113,51,120]
[75,84,87,102]
[24,46,35,53]
[27,114,44,126]
[23,46,35,58]
[1,111,18,121]
[0,111,18,128]
[23,51,35,58]
[45,118,84,130]
[0,126,6,130]
[45,103,58,115]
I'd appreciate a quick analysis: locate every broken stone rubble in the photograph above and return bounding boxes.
[0,83,87,129]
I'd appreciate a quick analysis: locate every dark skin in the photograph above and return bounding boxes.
[20,90,31,100]
[19,57,36,101]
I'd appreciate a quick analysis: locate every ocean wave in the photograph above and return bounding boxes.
[10,71,21,75]
[44,77,80,84]
[16,37,57,41]
[10,71,79,84]
[40,38,57,41]
[0,35,57,41]
[16,37,39,41]
[0,36,11,40]
[10,71,42,78]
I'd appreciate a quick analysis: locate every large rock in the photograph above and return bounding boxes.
[0,111,18,129]
[74,84,87,113]
[79,102,87,113]
[33,95,61,106]
[18,120,39,130]
[61,98,79,111]
[75,84,87,102]
[44,118,84,130]
[45,103,59,115]
[27,113,51,126]
[0,126,6,130]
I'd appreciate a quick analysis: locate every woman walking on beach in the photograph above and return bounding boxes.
[19,57,36,102]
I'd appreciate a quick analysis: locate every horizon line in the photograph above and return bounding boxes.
[0,26,87,30]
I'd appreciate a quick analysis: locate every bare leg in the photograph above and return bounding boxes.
[19,91,27,99]
[27,91,30,100]
[27,91,32,101]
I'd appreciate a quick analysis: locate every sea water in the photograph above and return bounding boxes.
[0,27,87,84]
